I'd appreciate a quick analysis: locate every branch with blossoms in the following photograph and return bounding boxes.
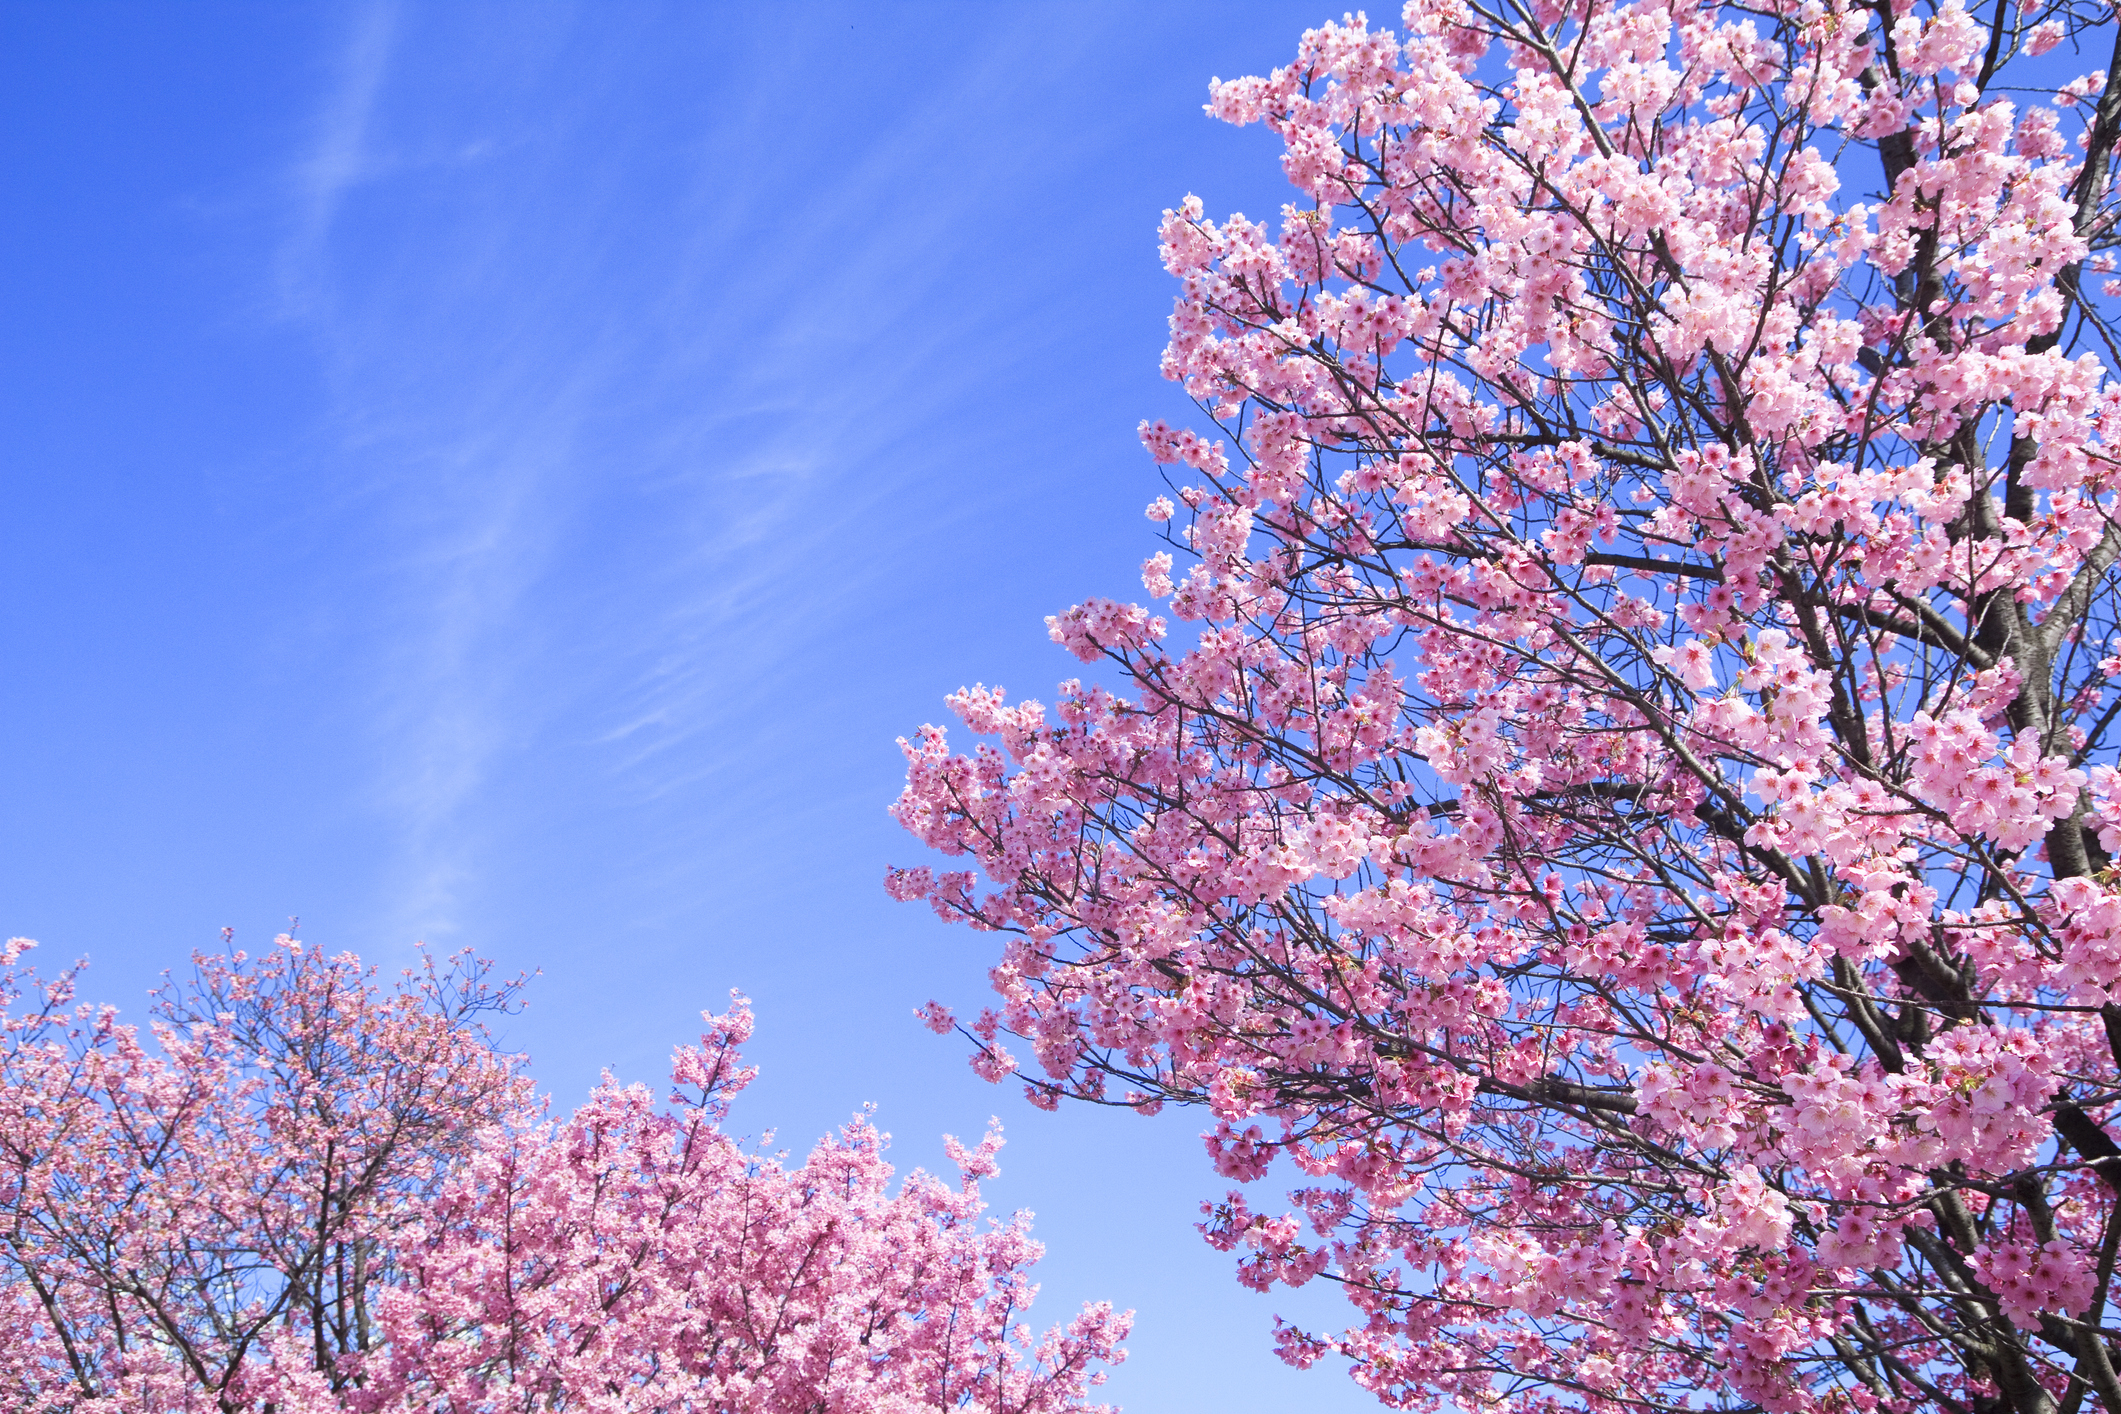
[890,0,2121,1410]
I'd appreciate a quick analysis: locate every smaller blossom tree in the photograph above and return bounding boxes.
[0,934,533,1411]
[0,939,1126,1414]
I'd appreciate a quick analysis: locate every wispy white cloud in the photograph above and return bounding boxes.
[582,9,1101,794]
[271,3,608,946]
[272,4,1137,944]
[363,417,575,943]
[277,1,396,321]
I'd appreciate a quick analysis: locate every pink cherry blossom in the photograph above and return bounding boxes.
[891,1,2121,1409]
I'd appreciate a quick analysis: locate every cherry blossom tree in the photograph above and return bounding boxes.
[0,939,1123,1414]
[328,993,1128,1414]
[0,935,535,1411]
[889,1,2121,1411]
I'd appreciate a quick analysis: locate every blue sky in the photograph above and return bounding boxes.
[0,3,1381,1408]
